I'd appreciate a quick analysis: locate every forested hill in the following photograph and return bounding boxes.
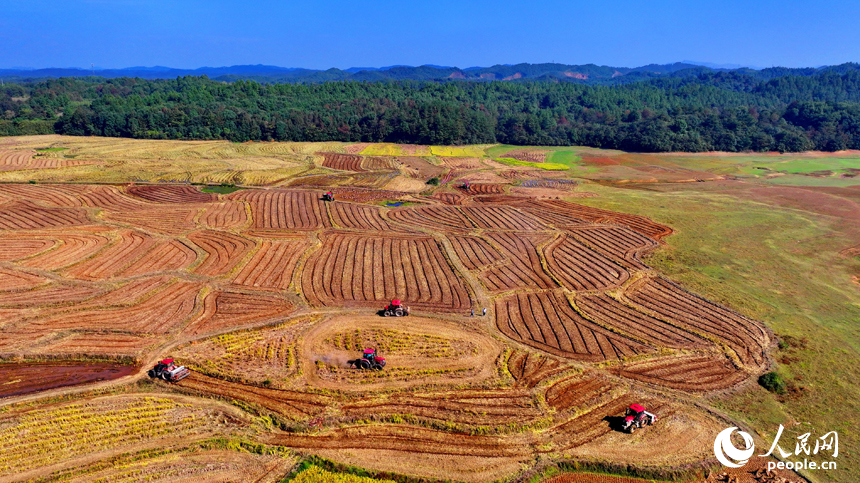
[2,69,860,152]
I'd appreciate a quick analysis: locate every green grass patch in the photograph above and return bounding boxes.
[201,184,243,194]
[495,157,568,170]
[35,147,67,152]
[546,150,582,168]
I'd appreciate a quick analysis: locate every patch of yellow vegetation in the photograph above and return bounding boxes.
[429,146,487,157]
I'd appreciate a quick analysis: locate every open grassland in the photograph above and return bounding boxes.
[1,136,857,482]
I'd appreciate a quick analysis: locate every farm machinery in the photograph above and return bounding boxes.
[352,348,386,370]
[381,299,410,317]
[622,403,657,433]
[322,191,335,201]
[147,358,190,382]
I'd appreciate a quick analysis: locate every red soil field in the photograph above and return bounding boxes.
[504,148,550,163]
[360,156,395,170]
[495,291,651,361]
[543,234,631,291]
[63,229,157,280]
[479,232,557,292]
[0,200,91,230]
[0,362,136,398]
[574,293,709,349]
[103,206,201,235]
[200,201,249,229]
[429,192,466,205]
[460,205,546,230]
[566,225,658,270]
[77,185,152,211]
[230,189,332,230]
[0,283,102,308]
[119,239,198,277]
[232,239,308,291]
[625,276,769,369]
[0,236,55,261]
[18,231,112,270]
[448,235,504,270]
[318,152,366,172]
[0,184,84,207]
[35,333,154,358]
[518,200,673,239]
[189,229,256,277]
[127,185,217,203]
[328,188,406,203]
[301,232,472,312]
[0,267,47,291]
[186,290,295,335]
[28,279,201,334]
[0,149,35,168]
[506,350,569,389]
[329,201,398,231]
[387,205,475,232]
[545,372,618,412]
[613,354,748,392]
[457,183,506,195]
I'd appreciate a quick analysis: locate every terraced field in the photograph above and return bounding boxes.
[0,137,788,483]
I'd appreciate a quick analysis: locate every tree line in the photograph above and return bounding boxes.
[2,71,860,152]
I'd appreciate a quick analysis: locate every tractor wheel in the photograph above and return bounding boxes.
[394,308,404,316]
[147,369,156,378]
[162,372,171,381]
[359,359,371,370]
[629,425,635,434]
[383,310,391,317]
[379,360,386,368]
[372,363,383,370]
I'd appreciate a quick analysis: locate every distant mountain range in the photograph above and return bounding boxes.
[1,62,857,84]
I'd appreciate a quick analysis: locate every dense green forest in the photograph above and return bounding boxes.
[3,70,860,152]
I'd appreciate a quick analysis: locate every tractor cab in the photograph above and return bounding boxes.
[322,191,334,201]
[461,181,470,190]
[622,403,656,433]
[148,358,190,382]
[382,299,410,317]
[356,348,385,370]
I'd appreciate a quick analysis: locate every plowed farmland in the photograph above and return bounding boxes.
[0,138,790,483]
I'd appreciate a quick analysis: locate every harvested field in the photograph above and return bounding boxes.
[186,289,295,335]
[0,362,136,398]
[506,350,569,388]
[0,200,90,230]
[63,229,157,280]
[613,354,748,391]
[231,238,308,291]
[199,201,249,229]
[103,205,201,235]
[177,317,315,387]
[329,201,398,231]
[0,236,56,261]
[231,189,331,230]
[0,282,102,307]
[0,267,47,291]
[318,152,366,172]
[518,200,673,239]
[34,333,154,358]
[301,232,472,312]
[19,231,112,270]
[26,279,201,334]
[329,187,406,203]
[495,291,652,361]
[520,178,578,189]
[188,229,256,277]
[429,192,466,205]
[625,276,769,369]
[0,183,84,207]
[119,239,198,277]
[386,205,475,232]
[302,315,500,390]
[460,205,546,230]
[457,183,506,195]
[479,232,557,292]
[127,184,217,203]
[574,293,708,349]
[545,372,621,412]
[0,395,238,478]
[77,185,151,211]
[543,234,631,291]
[448,235,504,270]
[566,225,658,269]
[505,148,551,163]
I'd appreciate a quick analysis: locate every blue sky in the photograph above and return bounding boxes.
[1,0,857,69]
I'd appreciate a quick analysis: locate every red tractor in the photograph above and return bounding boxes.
[354,348,386,370]
[622,403,657,433]
[381,299,410,317]
[147,358,190,382]
[322,191,334,201]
